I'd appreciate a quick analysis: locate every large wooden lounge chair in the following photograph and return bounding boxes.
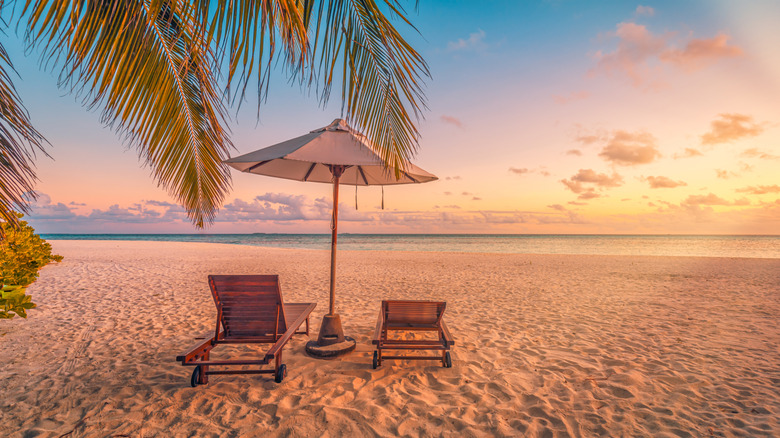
[176,275,316,387]
[372,300,454,369]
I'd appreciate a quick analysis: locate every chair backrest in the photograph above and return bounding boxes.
[209,275,287,340]
[383,300,446,326]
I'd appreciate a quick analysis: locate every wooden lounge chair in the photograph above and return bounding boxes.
[372,300,454,369]
[176,275,316,387]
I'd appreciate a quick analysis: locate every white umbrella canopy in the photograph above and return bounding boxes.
[225,119,437,185]
[224,119,437,356]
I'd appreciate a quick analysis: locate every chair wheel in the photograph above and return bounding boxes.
[372,351,379,369]
[275,364,287,383]
[444,352,452,368]
[190,365,202,387]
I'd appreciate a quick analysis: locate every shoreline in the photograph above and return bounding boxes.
[38,237,780,260]
[3,240,779,436]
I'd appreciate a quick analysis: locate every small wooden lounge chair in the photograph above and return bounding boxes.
[176,275,316,387]
[372,300,454,369]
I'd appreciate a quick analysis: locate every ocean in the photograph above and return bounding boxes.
[40,234,780,259]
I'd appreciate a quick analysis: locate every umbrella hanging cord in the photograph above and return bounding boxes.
[355,171,359,210]
[382,186,384,210]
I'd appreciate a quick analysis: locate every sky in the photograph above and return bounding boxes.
[5,0,780,234]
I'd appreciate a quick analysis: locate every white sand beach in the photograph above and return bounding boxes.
[2,240,779,437]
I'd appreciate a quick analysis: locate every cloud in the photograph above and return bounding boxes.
[577,191,601,200]
[461,191,472,196]
[440,115,463,128]
[591,23,742,86]
[29,194,78,220]
[553,91,590,104]
[447,29,486,52]
[509,167,529,175]
[574,133,605,145]
[674,147,703,159]
[221,193,311,221]
[568,201,587,206]
[635,5,654,17]
[645,176,687,189]
[660,34,743,70]
[741,147,778,160]
[701,114,764,145]
[715,169,738,179]
[145,200,179,207]
[566,149,582,156]
[444,176,461,180]
[682,193,732,206]
[548,204,567,212]
[561,169,624,195]
[68,201,86,206]
[444,191,452,195]
[472,197,482,201]
[735,185,780,195]
[598,130,661,165]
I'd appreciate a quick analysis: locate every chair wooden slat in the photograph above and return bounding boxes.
[176,275,316,386]
[372,300,454,368]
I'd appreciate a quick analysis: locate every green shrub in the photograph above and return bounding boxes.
[1,214,63,319]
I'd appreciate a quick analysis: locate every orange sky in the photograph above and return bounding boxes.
[10,1,779,234]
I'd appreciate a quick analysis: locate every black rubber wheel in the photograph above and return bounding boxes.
[444,352,452,368]
[275,364,287,383]
[190,365,201,387]
[372,351,379,369]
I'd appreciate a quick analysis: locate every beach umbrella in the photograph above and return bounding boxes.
[225,119,437,356]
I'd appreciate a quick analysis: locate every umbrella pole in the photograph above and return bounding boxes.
[310,165,352,354]
[329,173,339,316]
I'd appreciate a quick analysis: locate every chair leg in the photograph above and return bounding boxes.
[377,347,382,367]
[275,349,283,371]
[441,350,446,367]
[201,351,210,384]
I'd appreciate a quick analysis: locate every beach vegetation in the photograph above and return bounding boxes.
[0,214,62,319]
[0,1,428,229]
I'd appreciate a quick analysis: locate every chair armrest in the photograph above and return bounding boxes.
[440,320,455,346]
[372,307,385,345]
[265,302,316,361]
[176,331,219,363]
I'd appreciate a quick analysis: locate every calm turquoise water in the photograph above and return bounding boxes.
[40,234,780,259]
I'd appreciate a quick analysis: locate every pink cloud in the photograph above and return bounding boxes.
[645,176,687,189]
[674,147,703,159]
[509,167,529,175]
[440,115,463,128]
[736,185,780,195]
[591,23,742,87]
[741,147,778,160]
[598,130,661,165]
[701,114,764,145]
[660,34,742,70]
[566,149,582,156]
[562,169,623,200]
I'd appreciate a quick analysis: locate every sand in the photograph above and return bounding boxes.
[2,240,779,437]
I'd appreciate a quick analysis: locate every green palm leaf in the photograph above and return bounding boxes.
[0,41,48,227]
[309,0,429,175]
[23,0,232,227]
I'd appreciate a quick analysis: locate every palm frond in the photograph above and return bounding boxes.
[0,41,48,227]
[309,0,430,175]
[23,0,232,227]
[192,0,309,109]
